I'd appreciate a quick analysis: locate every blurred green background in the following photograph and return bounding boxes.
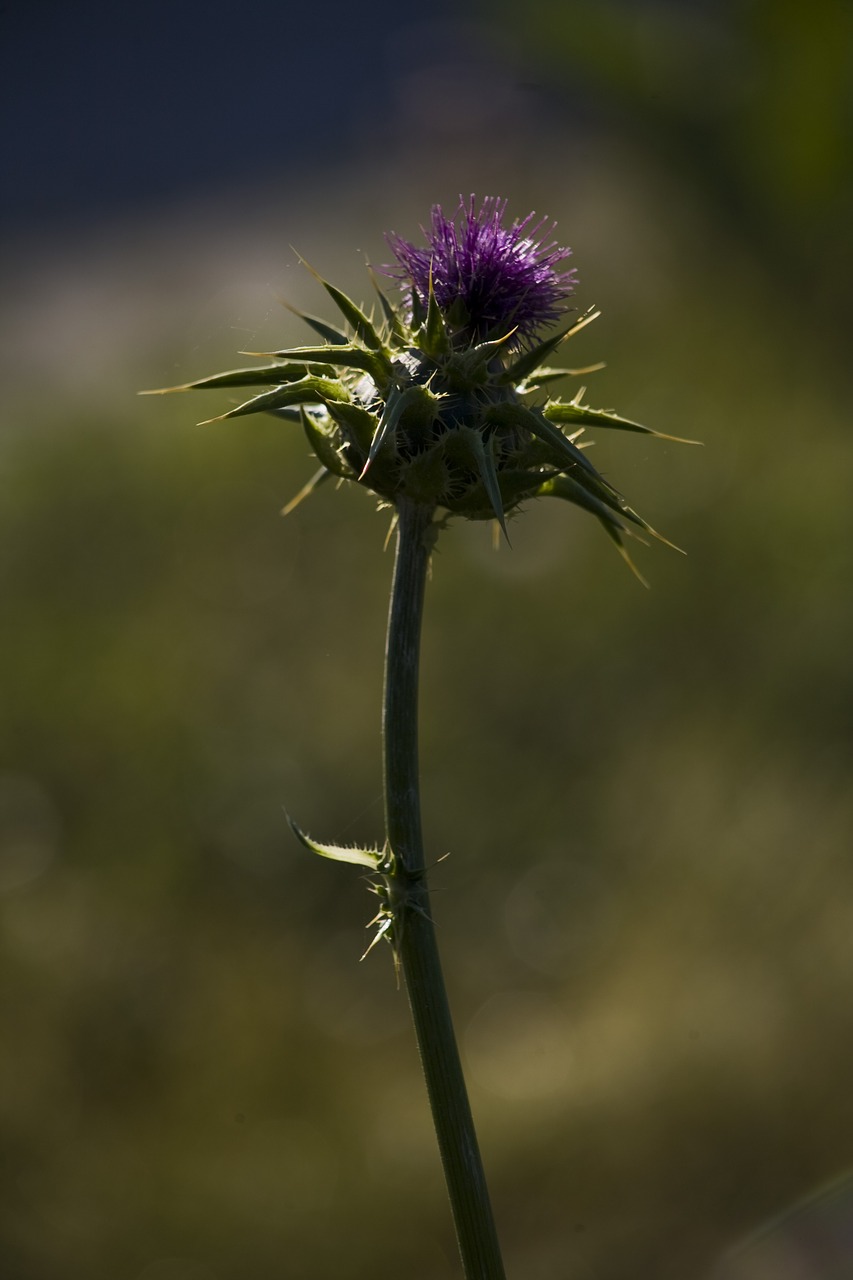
[2,2,853,1278]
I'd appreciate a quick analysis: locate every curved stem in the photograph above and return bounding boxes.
[383,498,507,1280]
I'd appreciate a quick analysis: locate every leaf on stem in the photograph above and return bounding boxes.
[286,814,383,870]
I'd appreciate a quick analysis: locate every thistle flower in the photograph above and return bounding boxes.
[386,196,577,346]
[144,197,691,572]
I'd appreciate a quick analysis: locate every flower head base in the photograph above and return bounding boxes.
[386,196,577,347]
[145,199,694,577]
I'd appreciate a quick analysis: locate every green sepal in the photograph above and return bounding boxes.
[517,363,607,395]
[545,469,682,551]
[293,256,385,350]
[450,331,516,388]
[499,308,600,386]
[320,280,384,350]
[410,286,426,329]
[445,297,470,329]
[484,401,598,477]
[537,472,630,531]
[402,444,450,505]
[299,407,355,479]
[537,475,653,583]
[552,455,641,525]
[517,433,581,470]
[363,384,437,475]
[198,376,350,423]
[325,400,379,454]
[518,366,573,386]
[516,367,579,393]
[258,343,392,385]
[493,468,556,504]
[140,361,335,394]
[473,433,508,537]
[419,272,450,358]
[368,270,408,344]
[544,398,700,443]
[498,327,573,387]
[286,814,383,870]
[452,467,544,519]
[444,429,508,538]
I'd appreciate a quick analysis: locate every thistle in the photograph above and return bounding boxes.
[145,195,688,569]
[144,197,692,1280]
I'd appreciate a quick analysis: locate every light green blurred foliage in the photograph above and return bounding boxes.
[485,0,853,333]
[2,5,853,1278]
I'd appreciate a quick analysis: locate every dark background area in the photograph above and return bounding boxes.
[1,0,411,225]
[2,3,853,1279]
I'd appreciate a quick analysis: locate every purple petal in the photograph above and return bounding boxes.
[386,196,577,344]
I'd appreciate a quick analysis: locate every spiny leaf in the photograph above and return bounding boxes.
[323,283,384,350]
[286,814,383,870]
[361,384,433,476]
[197,377,350,424]
[516,363,606,392]
[550,467,684,552]
[498,327,571,387]
[545,399,701,443]
[368,268,408,343]
[454,330,518,386]
[325,400,379,454]
[538,471,630,531]
[485,401,598,477]
[449,467,545,520]
[299,407,355,479]
[474,434,508,540]
[447,430,508,540]
[410,285,425,329]
[420,269,450,358]
[281,300,350,346]
[139,361,335,394]
[552,454,654,533]
[247,343,391,383]
[538,474,651,585]
[294,253,385,350]
[499,308,600,386]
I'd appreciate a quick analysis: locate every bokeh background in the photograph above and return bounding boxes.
[2,2,853,1278]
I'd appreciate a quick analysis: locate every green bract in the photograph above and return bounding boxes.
[144,261,694,576]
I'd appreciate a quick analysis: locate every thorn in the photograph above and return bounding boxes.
[615,543,650,588]
[384,513,399,552]
[561,309,600,341]
[290,245,323,282]
[281,465,328,516]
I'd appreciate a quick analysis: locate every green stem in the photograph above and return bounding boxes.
[383,498,507,1280]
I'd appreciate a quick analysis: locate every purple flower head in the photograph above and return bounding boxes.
[386,196,577,345]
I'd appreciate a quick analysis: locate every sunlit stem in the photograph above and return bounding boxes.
[383,497,507,1280]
